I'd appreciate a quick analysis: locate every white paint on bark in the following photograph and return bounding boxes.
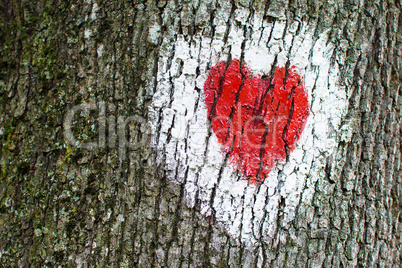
[148,8,348,246]
[90,2,98,20]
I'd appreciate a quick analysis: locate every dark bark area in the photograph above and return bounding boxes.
[0,0,400,267]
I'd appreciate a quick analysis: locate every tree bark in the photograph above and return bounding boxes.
[0,0,401,267]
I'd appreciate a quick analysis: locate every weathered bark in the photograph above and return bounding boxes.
[0,0,400,267]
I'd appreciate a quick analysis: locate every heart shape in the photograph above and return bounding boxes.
[204,59,310,183]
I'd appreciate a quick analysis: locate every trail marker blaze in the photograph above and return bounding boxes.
[204,59,310,184]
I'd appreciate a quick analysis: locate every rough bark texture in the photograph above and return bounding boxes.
[0,0,401,267]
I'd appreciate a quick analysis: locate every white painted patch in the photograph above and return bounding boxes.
[97,44,104,58]
[148,6,349,246]
[91,3,98,20]
[84,29,92,39]
[148,24,161,45]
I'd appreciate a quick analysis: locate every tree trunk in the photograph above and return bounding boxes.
[0,0,400,267]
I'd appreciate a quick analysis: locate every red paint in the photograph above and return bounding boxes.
[204,59,309,184]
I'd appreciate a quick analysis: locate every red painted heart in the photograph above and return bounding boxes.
[204,59,309,184]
